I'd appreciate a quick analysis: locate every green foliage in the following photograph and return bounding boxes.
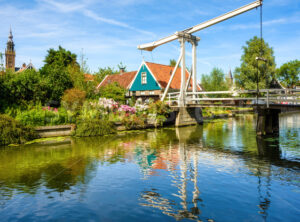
[99,82,126,103]
[78,101,105,120]
[83,80,98,99]
[169,59,177,67]
[75,118,115,137]
[10,104,73,126]
[79,51,90,74]
[68,63,85,90]
[0,70,49,110]
[276,60,300,88]
[0,114,37,145]
[43,46,77,68]
[0,74,10,111]
[40,46,77,102]
[94,66,118,83]
[61,88,86,111]
[122,114,146,129]
[201,68,229,92]
[10,70,48,104]
[234,36,276,90]
[117,62,127,72]
[148,100,171,126]
[148,100,170,115]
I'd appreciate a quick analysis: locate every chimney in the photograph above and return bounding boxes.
[120,67,125,74]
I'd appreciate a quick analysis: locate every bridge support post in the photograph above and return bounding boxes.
[175,107,203,127]
[256,108,281,136]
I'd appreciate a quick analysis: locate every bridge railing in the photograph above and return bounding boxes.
[167,89,300,107]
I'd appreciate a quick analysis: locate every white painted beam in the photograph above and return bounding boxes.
[137,0,262,51]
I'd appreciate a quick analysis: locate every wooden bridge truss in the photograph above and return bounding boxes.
[167,89,300,109]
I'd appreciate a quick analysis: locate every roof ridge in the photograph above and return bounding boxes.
[118,70,137,75]
[145,61,174,68]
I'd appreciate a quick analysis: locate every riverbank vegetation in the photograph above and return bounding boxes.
[0,36,298,145]
[0,114,37,146]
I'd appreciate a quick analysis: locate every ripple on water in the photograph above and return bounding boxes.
[0,114,299,221]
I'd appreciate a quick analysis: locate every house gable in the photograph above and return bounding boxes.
[130,63,161,91]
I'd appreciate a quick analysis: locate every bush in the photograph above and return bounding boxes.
[12,104,74,126]
[121,113,146,129]
[75,118,115,137]
[99,82,126,103]
[148,100,171,126]
[0,114,37,145]
[61,88,86,111]
[148,100,170,116]
[0,70,50,109]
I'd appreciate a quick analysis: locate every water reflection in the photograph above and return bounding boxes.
[0,114,299,221]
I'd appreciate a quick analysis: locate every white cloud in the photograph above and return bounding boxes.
[41,0,86,12]
[41,0,155,37]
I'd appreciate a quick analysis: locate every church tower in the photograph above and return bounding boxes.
[5,28,16,71]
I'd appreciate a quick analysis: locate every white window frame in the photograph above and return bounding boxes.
[141,72,147,85]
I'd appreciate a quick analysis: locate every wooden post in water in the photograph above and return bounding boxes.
[256,108,280,135]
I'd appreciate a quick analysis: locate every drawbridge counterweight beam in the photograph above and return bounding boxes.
[138,1,263,106]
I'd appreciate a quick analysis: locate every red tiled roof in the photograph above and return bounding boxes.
[97,71,137,89]
[84,74,95,81]
[145,62,197,90]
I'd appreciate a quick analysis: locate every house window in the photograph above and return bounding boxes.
[141,72,147,85]
[141,91,146,95]
[149,91,155,95]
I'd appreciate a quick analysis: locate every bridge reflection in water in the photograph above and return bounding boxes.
[138,114,300,221]
[0,114,299,221]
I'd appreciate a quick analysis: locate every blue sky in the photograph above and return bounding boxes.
[0,0,299,80]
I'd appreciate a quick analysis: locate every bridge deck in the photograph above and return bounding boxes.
[167,89,300,111]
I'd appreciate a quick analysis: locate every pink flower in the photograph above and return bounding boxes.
[54,108,58,112]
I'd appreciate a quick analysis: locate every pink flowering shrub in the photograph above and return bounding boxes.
[118,105,136,114]
[42,106,58,112]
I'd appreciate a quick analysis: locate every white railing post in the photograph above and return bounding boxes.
[179,37,186,107]
[192,39,199,103]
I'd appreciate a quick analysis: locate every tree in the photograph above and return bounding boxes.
[201,68,229,92]
[0,70,49,109]
[79,50,90,74]
[276,60,300,88]
[43,46,77,68]
[61,88,86,111]
[94,66,118,83]
[68,63,85,90]
[169,59,177,67]
[99,82,126,103]
[0,52,4,72]
[117,62,127,72]
[40,46,77,102]
[234,36,276,90]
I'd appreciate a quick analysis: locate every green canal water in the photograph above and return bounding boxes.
[0,114,299,221]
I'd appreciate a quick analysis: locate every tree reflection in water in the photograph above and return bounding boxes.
[0,114,299,221]
[138,115,300,222]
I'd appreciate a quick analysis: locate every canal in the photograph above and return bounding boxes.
[0,114,299,221]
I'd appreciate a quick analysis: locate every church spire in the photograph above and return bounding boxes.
[5,27,16,71]
[9,26,13,39]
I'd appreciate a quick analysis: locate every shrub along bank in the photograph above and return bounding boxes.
[75,118,116,137]
[0,114,37,146]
